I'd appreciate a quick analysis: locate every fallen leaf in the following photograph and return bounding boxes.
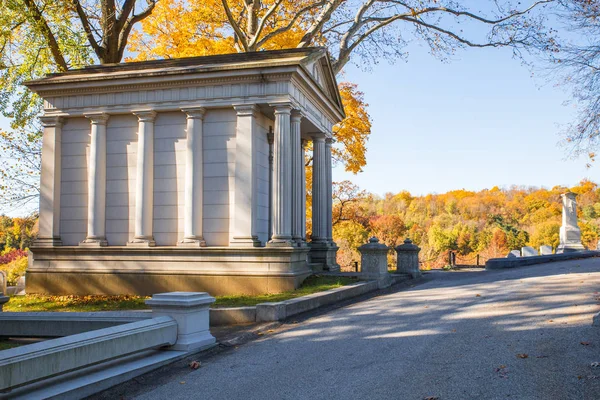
[189,361,201,369]
[578,376,583,380]
[257,332,264,336]
[517,353,529,359]
[180,381,186,384]
[548,320,554,323]
[581,342,591,346]
[451,329,457,333]
[476,294,481,297]
[267,329,275,333]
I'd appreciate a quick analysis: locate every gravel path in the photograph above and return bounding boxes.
[125,258,600,400]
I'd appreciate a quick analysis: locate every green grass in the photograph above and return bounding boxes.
[4,295,149,312]
[0,340,22,351]
[3,275,358,312]
[213,275,358,308]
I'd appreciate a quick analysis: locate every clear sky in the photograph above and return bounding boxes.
[333,43,598,197]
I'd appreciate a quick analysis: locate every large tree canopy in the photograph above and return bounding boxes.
[0,0,556,213]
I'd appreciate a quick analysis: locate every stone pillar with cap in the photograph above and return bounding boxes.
[358,237,392,289]
[395,238,421,278]
[146,292,216,352]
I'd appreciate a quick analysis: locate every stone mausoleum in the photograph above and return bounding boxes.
[25,48,344,296]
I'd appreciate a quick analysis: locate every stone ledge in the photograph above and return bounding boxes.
[485,250,599,270]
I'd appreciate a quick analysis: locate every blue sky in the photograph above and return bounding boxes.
[333,43,598,196]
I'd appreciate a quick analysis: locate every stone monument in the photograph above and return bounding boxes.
[25,48,344,296]
[556,192,585,253]
[521,246,538,257]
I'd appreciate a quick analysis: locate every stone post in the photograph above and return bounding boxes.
[395,238,421,278]
[557,192,585,253]
[268,104,293,246]
[36,116,63,247]
[146,292,216,352]
[129,110,157,247]
[358,237,392,289]
[80,113,109,247]
[180,108,206,247]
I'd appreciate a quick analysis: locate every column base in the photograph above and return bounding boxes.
[230,236,262,247]
[79,238,108,247]
[309,241,340,271]
[267,238,295,247]
[178,237,207,247]
[127,238,156,247]
[34,237,62,247]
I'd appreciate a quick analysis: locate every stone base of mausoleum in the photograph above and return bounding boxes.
[27,246,312,296]
[308,242,340,272]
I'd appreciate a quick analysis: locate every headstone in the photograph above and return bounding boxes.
[521,246,538,257]
[0,294,8,311]
[507,250,521,258]
[0,271,6,296]
[539,245,553,255]
[358,237,392,289]
[15,276,26,295]
[557,192,585,253]
[395,238,421,278]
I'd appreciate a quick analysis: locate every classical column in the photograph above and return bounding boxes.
[230,104,261,247]
[325,137,334,243]
[267,129,274,241]
[291,110,304,246]
[129,110,157,247]
[301,139,308,242]
[179,108,206,247]
[267,103,293,246]
[311,135,327,243]
[36,116,63,247]
[80,113,109,246]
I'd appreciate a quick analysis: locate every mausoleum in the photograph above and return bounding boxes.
[25,48,344,296]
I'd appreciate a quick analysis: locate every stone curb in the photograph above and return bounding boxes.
[210,280,383,326]
[485,250,599,270]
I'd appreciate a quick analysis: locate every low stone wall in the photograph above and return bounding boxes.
[0,311,150,337]
[486,250,599,270]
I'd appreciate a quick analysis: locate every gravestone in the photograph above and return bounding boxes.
[0,271,6,296]
[539,245,553,255]
[507,250,521,258]
[557,192,585,253]
[521,246,538,257]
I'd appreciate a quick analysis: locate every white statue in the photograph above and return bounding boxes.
[557,192,585,253]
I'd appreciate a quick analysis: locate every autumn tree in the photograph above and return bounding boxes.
[0,0,157,211]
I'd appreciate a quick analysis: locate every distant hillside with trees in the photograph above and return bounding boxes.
[332,179,600,269]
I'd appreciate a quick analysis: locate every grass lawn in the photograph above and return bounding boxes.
[4,275,358,312]
[0,340,24,350]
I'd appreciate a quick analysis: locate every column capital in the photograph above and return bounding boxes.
[291,109,303,123]
[40,116,63,128]
[325,137,334,145]
[182,107,206,119]
[312,135,326,142]
[233,104,260,117]
[270,102,293,115]
[84,113,109,125]
[133,110,157,122]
